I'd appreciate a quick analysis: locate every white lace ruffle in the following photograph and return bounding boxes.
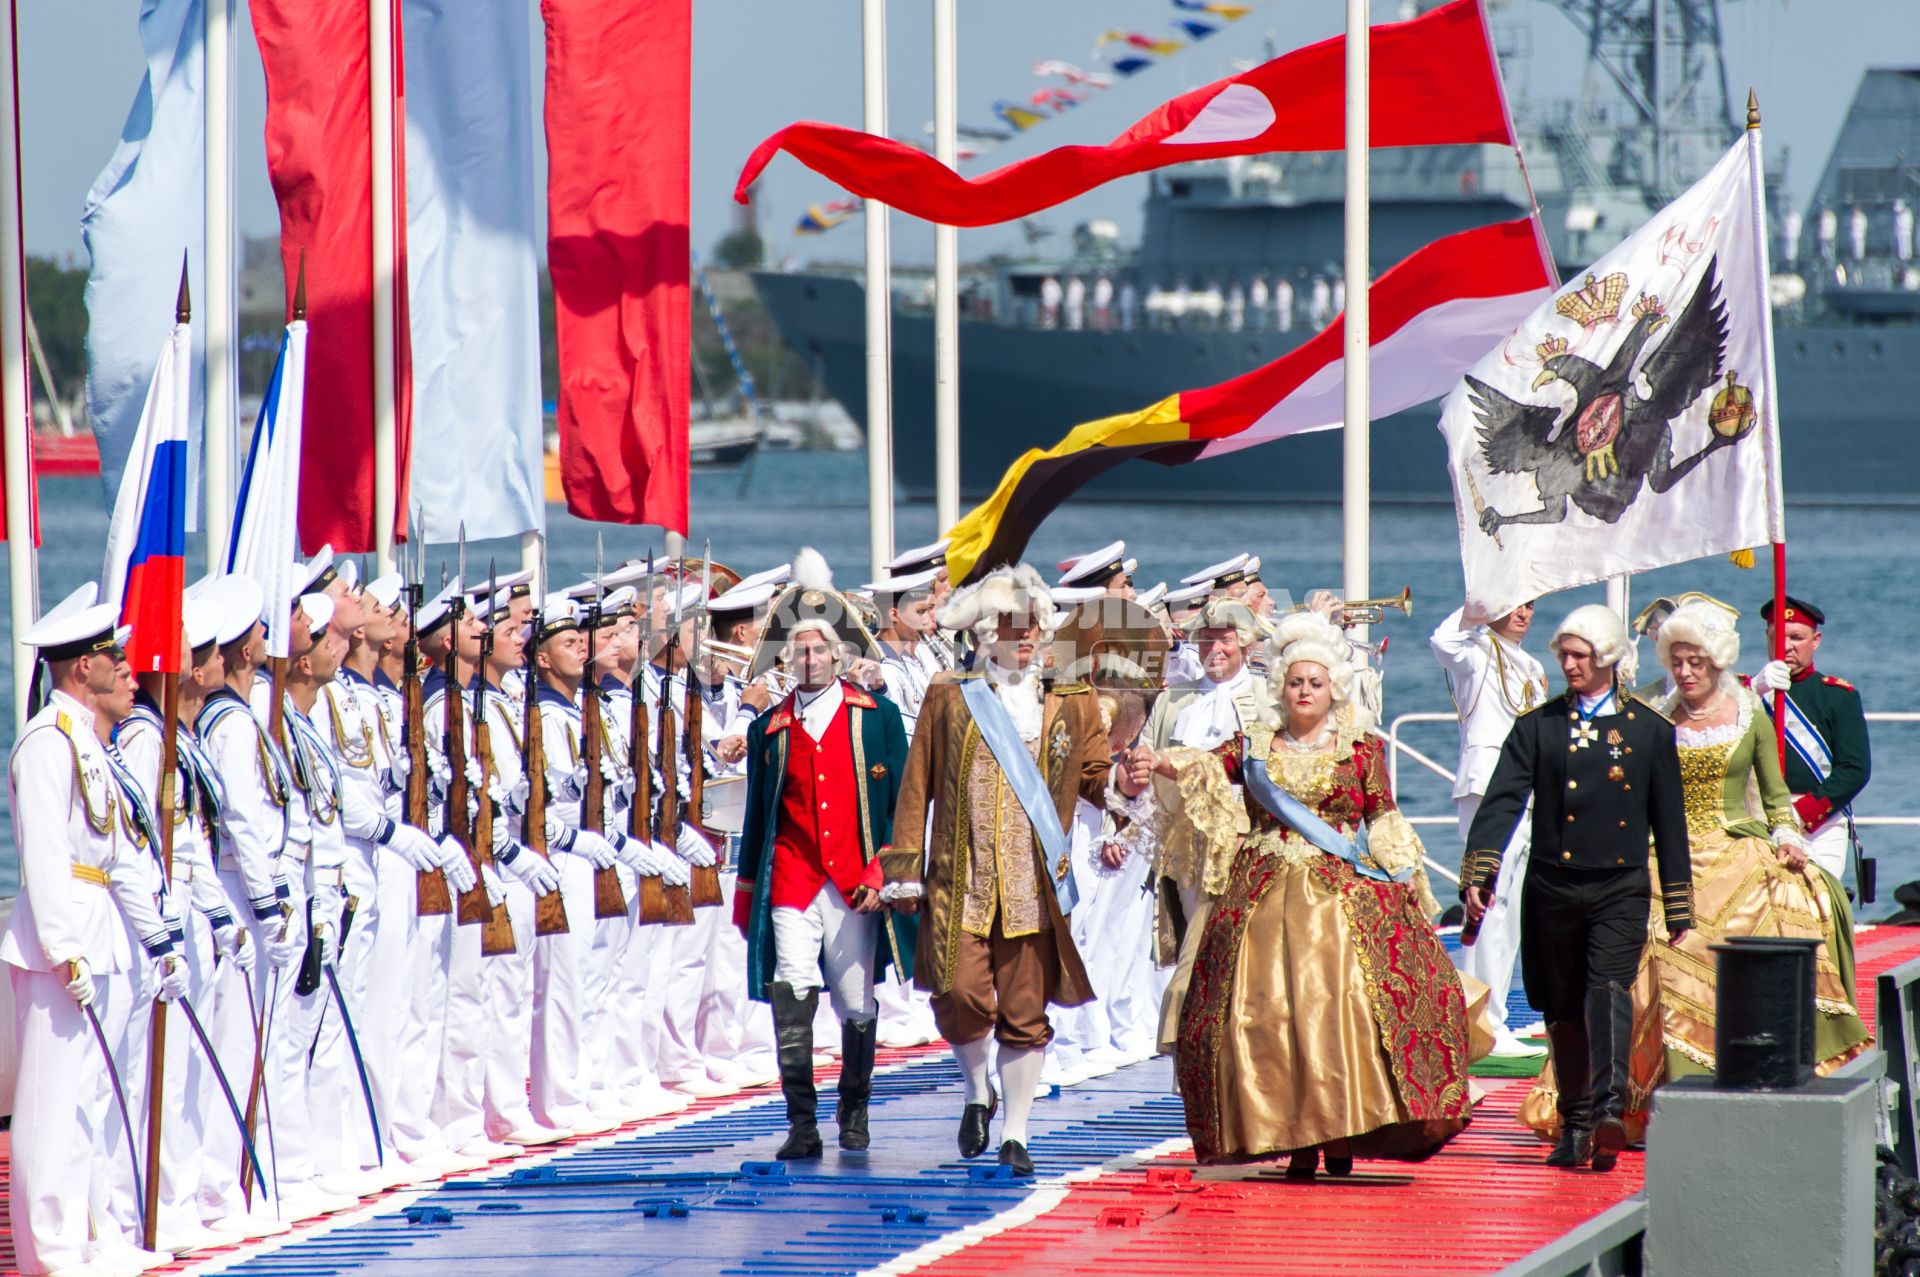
[1674,687,1754,749]
[878,880,924,903]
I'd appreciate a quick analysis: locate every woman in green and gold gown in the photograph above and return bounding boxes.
[1523,601,1869,1138]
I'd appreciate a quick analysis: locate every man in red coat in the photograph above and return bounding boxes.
[734,612,910,1160]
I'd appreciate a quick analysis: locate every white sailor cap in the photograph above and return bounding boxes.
[596,585,638,621]
[535,593,584,642]
[1179,553,1252,589]
[21,591,130,662]
[735,563,793,592]
[863,566,941,597]
[593,559,665,592]
[467,566,534,602]
[183,596,223,650]
[1136,581,1168,610]
[337,559,360,592]
[205,575,266,646]
[1163,581,1212,607]
[472,587,518,622]
[299,593,334,637]
[295,544,337,595]
[885,538,949,574]
[1244,555,1262,581]
[1055,541,1136,588]
[708,579,777,619]
[365,572,404,611]
[416,577,465,635]
[666,581,706,618]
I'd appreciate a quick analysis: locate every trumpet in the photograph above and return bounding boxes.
[705,639,798,698]
[1288,587,1413,627]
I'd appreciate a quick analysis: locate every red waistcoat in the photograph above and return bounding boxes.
[770,699,866,908]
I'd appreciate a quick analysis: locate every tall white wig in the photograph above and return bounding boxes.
[938,564,1054,644]
[1655,599,1741,674]
[1550,603,1636,681]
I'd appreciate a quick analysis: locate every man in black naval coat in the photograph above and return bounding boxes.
[1464,604,1692,1173]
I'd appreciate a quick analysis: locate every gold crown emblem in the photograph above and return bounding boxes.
[1554,272,1628,328]
[1535,334,1570,361]
[1630,293,1668,327]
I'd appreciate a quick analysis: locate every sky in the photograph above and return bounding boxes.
[14,0,1918,270]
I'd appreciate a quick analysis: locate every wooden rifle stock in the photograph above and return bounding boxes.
[522,664,571,937]
[580,624,627,919]
[470,677,516,956]
[682,680,723,908]
[407,620,452,915]
[445,638,489,927]
[645,672,694,925]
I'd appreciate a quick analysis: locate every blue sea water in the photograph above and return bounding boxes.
[4,453,1914,908]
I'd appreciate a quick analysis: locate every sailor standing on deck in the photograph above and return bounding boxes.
[4,591,163,1275]
[1431,600,1549,1058]
[1749,595,1871,883]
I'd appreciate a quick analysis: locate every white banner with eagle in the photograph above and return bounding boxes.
[1439,130,1783,622]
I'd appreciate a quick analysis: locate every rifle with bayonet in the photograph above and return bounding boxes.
[647,569,696,926]
[583,538,627,919]
[447,530,490,927]
[406,540,452,915]
[471,560,516,955]
[522,582,572,937]
[628,557,667,924]
[684,547,723,908]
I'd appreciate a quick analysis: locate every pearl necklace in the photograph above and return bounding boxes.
[1279,724,1333,753]
[1681,691,1726,721]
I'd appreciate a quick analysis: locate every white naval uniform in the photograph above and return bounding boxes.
[3,692,153,1273]
[116,703,235,1245]
[424,676,489,1153]
[196,685,297,1219]
[1430,607,1548,1032]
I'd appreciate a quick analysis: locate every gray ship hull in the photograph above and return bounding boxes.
[756,270,1920,504]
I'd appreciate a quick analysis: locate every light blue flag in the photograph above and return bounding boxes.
[403,0,546,544]
[82,0,207,529]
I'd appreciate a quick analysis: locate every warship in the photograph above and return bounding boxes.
[755,2,1920,505]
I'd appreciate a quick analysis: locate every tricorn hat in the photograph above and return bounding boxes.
[749,548,881,677]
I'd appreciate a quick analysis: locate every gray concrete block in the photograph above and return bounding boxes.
[1646,1076,1876,1277]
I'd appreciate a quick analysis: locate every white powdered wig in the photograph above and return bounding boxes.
[1266,609,1345,654]
[938,563,1054,641]
[1655,599,1741,674]
[1550,603,1637,680]
[1268,636,1356,710]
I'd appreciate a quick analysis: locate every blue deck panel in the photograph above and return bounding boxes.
[212,1055,1189,1277]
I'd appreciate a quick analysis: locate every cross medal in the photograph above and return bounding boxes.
[1570,720,1599,750]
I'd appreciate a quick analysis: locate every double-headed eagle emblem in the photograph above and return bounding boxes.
[1470,254,1756,535]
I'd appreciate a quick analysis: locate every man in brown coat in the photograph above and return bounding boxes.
[884,564,1118,1175]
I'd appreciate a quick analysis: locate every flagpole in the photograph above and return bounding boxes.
[370,0,398,576]
[862,0,895,580]
[1341,0,1370,634]
[0,0,34,734]
[204,0,235,567]
[932,0,960,536]
[1746,88,1790,769]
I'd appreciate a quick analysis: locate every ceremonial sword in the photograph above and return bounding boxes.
[83,999,145,1237]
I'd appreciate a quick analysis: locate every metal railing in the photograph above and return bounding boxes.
[1378,710,1919,889]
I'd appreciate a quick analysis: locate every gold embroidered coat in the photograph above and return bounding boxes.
[881,675,1109,1002]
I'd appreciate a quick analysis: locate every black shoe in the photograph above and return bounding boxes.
[767,982,820,1159]
[998,1140,1034,1176]
[958,1088,999,1159]
[1283,1147,1319,1181]
[1590,1116,1628,1173]
[1544,1018,1594,1170]
[837,1018,878,1151]
[1323,1148,1353,1178]
[1545,1126,1593,1169]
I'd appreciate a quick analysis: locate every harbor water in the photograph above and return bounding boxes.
[3,450,1914,908]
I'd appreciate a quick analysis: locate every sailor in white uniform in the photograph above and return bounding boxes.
[1431,600,1549,1057]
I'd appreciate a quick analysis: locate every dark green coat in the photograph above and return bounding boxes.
[1773,670,1870,830]
[737,681,916,1002]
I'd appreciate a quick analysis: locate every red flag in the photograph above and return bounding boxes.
[252,0,412,553]
[737,0,1511,228]
[544,0,690,534]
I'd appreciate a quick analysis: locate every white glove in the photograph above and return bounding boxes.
[154,955,189,1003]
[436,835,479,894]
[499,843,561,897]
[496,772,531,815]
[659,853,691,888]
[564,763,591,802]
[608,832,650,874]
[618,773,638,802]
[566,829,619,870]
[479,862,507,909]
[266,913,305,969]
[390,747,412,780]
[465,757,485,791]
[383,822,441,871]
[1753,659,1791,693]
[679,830,718,869]
[316,919,339,967]
[64,957,95,1008]
[228,926,257,975]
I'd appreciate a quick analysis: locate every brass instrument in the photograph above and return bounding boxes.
[1288,587,1413,628]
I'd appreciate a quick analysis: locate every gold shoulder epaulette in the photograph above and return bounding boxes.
[1824,674,1855,691]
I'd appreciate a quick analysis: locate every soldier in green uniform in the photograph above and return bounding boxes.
[1748,595,1870,883]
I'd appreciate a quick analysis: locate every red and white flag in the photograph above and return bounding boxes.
[737,0,1512,228]
[945,217,1558,583]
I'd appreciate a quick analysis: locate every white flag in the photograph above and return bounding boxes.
[1438,132,1783,622]
[226,321,308,659]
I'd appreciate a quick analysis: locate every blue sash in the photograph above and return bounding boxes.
[1242,741,1408,884]
[1763,690,1849,818]
[959,678,1079,915]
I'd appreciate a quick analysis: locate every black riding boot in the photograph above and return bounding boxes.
[1543,1019,1593,1169]
[768,982,822,1160]
[1586,981,1635,1172]
[837,1017,878,1151]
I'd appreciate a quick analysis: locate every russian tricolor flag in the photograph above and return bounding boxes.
[102,312,191,674]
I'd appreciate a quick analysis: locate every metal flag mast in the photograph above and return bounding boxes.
[862,0,894,579]
[1341,0,1371,638]
[204,0,236,567]
[1745,88,1790,771]
[2,0,35,734]
[932,0,960,535]
[371,0,400,576]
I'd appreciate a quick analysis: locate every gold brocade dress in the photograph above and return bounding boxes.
[1521,690,1871,1138]
[1174,710,1486,1165]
